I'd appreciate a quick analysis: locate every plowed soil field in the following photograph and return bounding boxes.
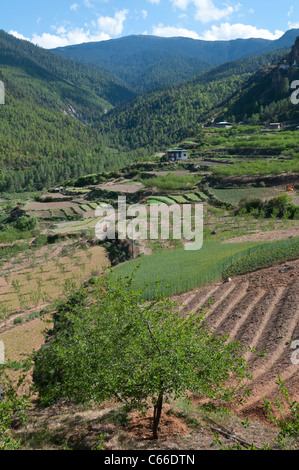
[175,259,299,420]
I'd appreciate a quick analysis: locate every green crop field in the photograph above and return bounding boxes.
[170,195,189,203]
[196,192,209,201]
[209,187,281,206]
[113,241,259,298]
[147,200,167,206]
[222,238,299,277]
[211,159,299,176]
[113,239,299,299]
[147,196,177,204]
[184,193,202,202]
[142,173,200,191]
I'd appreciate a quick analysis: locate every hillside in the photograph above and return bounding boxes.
[0,29,298,194]
[52,30,299,93]
[94,48,289,154]
[223,36,299,124]
[2,257,298,450]
[0,124,298,451]
[0,23,298,452]
[0,31,136,192]
[0,30,134,108]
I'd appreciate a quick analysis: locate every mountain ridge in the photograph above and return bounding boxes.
[52,29,299,93]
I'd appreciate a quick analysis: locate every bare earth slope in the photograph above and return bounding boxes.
[175,259,299,419]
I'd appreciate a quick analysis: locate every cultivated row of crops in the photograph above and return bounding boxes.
[27,201,102,220]
[113,239,299,299]
[222,238,299,277]
[147,192,209,206]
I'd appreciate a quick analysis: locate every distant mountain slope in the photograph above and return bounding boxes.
[0,31,135,192]
[52,30,299,93]
[223,36,299,125]
[0,30,134,110]
[95,48,289,153]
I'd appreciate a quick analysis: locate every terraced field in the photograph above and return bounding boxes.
[0,243,108,316]
[208,186,282,206]
[24,201,101,220]
[175,259,299,419]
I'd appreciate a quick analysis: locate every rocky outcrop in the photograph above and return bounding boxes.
[290,36,299,65]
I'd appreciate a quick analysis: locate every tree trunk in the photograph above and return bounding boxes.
[153,393,163,440]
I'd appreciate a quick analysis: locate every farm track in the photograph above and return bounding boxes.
[177,259,299,418]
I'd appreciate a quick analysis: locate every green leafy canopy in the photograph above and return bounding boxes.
[33,272,252,437]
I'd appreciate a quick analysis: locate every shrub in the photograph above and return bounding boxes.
[239,196,263,211]
[14,216,38,232]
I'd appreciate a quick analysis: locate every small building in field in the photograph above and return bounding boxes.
[167,147,189,161]
[268,122,282,130]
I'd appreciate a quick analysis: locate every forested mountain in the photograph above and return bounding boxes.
[95,48,289,154]
[222,37,299,125]
[0,30,134,110]
[0,30,136,192]
[52,30,299,93]
[1,27,298,193]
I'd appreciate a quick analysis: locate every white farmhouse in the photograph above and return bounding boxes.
[167,147,189,161]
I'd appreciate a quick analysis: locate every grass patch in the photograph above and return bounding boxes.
[211,159,299,177]
[0,228,33,243]
[170,195,189,203]
[147,196,177,204]
[146,200,167,206]
[209,187,280,206]
[184,193,202,202]
[196,192,209,201]
[142,173,200,191]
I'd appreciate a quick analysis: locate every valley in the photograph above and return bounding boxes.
[0,29,298,451]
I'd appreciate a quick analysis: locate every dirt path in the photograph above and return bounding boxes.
[0,302,51,334]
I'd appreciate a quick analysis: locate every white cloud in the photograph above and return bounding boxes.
[288,21,299,29]
[171,0,189,9]
[9,9,129,49]
[10,27,111,49]
[288,6,294,17]
[199,23,284,41]
[171,0,240,23]
[152,24,200,39]
[30,29,110,49]
[70,3,80,12]
[54,26,67,35]
[142,10,148,19]
[83,0,93,8]
[147,0,160,3]
[9,30,30,41]
[97,9,128,36]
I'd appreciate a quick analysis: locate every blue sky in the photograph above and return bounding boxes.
[2,0,299,48]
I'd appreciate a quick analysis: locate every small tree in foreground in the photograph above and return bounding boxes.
[0,368,29,450]
[33,273,252,440]
[264,376,299,440]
